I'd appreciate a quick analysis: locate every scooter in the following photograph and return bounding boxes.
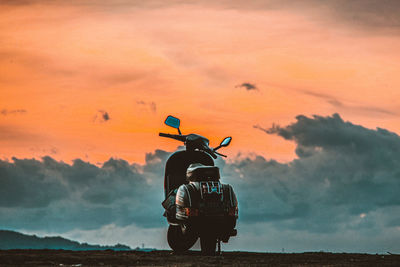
[160,115,238,255]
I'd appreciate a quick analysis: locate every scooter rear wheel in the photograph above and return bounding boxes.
[167,225,197,253]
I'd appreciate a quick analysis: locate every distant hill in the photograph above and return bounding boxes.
[0,230,131,251]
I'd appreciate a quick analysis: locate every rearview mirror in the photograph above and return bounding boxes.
[164,115,182,135]
[165,115,180,129]
[220,136,232,147]
[214,136,232,151]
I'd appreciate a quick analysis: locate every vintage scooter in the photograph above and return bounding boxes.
[160,115,238,255]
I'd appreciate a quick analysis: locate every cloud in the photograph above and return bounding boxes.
[136,101,157,113]
[3,0,399,33]
[236,82,258,91]
[101,72,146,85]
[0,0,184,12]
[102,111,110,121]
[1,114,400,252]
[316,0,400,31]
[0,49,76,82]
[0,125,42,142]
[301,90,397,116]
[0,109,27,115]
[217,0,400,33]
[0,155,168,231]
[248,113,400,232]
[29,146,58,155]
[93,110,110,123]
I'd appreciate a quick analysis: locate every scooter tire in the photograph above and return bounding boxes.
[167,225,197,253]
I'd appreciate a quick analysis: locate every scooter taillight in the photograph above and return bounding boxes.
[184,207,199,217]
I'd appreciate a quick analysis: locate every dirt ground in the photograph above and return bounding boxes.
[0,250,399,266]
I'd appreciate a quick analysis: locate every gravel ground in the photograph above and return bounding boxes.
[0,249,399,266]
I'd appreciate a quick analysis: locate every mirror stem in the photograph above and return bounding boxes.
[178,128,182,135]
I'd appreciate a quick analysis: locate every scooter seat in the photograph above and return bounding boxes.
[186,163,220,181]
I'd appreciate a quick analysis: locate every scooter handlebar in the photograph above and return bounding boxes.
[214,151,227,158]
[159,132,227,158]
[159,132,186,142]
[159,132,171,138]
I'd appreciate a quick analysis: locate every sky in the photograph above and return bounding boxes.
[1,0,400,253]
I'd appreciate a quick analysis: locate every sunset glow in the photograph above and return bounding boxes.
[1,2,400,164]
[2,1,400,253]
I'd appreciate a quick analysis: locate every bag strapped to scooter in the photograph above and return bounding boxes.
[186,163,220,182]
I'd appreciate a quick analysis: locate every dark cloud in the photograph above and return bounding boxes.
[1,113,400,251]
[94,110,110,123]
[102,111,110,121]
[0,109,27,115]
[236,82,258,91]
[0,157,68,208]
[0,155,168,231]
[248,113,400,232]
[137,100,157,113]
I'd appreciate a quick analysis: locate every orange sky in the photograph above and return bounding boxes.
[1,1,400,164]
